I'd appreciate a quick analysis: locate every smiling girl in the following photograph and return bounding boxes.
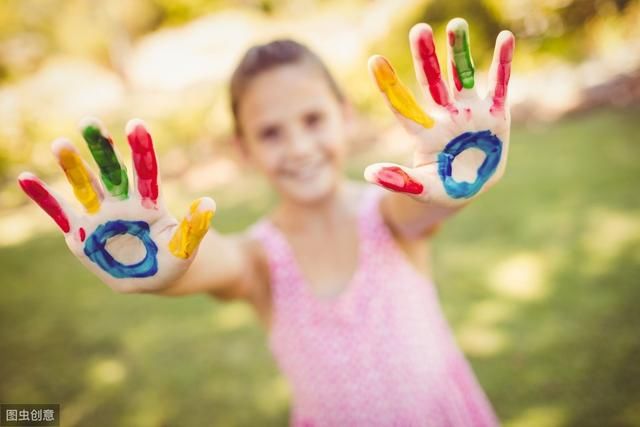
[19,18,514,426]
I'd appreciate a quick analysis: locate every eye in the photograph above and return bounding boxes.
[258,125,281,142]
[303,111,324,129]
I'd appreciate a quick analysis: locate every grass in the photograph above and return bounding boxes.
[1,107,639,426]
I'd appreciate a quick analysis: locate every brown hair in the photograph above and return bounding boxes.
[229,39,345,136]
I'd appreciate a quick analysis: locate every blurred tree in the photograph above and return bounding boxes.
[419,0,638,63]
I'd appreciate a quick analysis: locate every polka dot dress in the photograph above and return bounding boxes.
[249,187,499,427]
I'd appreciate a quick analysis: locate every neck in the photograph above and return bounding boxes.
[273,182,350,233]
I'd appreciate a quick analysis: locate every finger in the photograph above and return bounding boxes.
[51,138,103,214]
[409,23,455,112]
[169,197,216,259]
[80,117,129,199]
[446,18,476,96]
[363,163,426,196]
[487,30,515,116]
[126,119,159,209]
[17,172,75,233]
[368,55,435,130]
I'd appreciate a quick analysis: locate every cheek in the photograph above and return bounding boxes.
[250,144,285,174]
[323,144,345,170]
[318,120,347,159]
[321,132,347,166]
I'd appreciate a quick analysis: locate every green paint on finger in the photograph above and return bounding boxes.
[449,27,475,90]
[82,123,129,198]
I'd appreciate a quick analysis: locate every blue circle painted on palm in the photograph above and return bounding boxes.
[437,130,502,199]
[84,220,158,278]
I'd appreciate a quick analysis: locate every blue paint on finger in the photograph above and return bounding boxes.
[437,130,502,199]
[84,220,158,278]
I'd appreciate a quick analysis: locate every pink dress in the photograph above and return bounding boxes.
[249,187,499,426]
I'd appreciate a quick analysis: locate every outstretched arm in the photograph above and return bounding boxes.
[366,19,515,239]
[156,230,265,300]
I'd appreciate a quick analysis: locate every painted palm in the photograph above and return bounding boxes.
[18,118,215,293]
[365,18,515,206]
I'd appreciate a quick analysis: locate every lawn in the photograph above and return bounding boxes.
[1,107,639,426]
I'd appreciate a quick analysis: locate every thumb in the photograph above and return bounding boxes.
[168,197,216,259]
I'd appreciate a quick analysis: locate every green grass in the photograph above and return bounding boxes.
[1,107,639,426]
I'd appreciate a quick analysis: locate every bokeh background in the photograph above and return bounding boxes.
[1,0,640,426]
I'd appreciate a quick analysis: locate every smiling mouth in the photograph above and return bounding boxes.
[281,159,326,181]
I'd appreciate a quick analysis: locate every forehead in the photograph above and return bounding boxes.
[238,63,339,126]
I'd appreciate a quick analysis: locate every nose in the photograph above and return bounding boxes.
[288,125,316,158]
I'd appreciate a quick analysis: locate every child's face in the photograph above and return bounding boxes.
[237,62,350,205]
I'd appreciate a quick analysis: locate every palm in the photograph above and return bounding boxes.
[365,18,515,207]
[65,195,182,293]
[18,118,215,293]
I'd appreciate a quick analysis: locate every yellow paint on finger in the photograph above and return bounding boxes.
[371,56,435,129]
[58,148,101,213]
[169,198,214,259]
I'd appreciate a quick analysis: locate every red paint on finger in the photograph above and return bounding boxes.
[79,227,86,242]
[490,37,514,115]
[416,31,452,108]
[127,123,159,208]
[19,177,70,232]
[450,60,462,92]
[375,166,424,195]
[447,30,464,92]
[448,30,456,46]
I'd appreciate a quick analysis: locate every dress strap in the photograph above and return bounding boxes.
[358,185,397,251]
[247,219,296,296]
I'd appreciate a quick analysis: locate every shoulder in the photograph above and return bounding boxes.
[243,218,272,285]
[240,218,278,328]
[343,184,435,275]
[216,230,273,327]
[243,231,272,301]
[209,219,271,304]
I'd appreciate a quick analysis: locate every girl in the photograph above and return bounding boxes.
[18,18,514,427]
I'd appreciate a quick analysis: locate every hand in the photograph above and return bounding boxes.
[18,118,216,293]
[364,18,515,207]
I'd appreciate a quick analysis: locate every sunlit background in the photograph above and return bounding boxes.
[1,0,639,426]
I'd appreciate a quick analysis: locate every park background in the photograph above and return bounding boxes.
[1,0,639,425]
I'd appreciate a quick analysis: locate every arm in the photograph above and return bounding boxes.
[380,193,464,239]
[366,19,515,237]
[154,230,264,300]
